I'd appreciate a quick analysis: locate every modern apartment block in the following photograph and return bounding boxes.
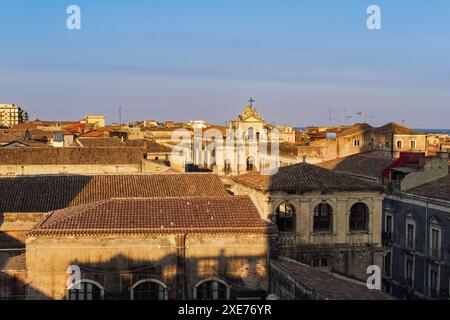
[0,104,28,127]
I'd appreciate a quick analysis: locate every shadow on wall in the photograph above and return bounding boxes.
[0,232,49,300]
[29,250,270,300]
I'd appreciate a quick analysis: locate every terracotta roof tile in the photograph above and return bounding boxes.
[407,174,450,201]
[0,174,229,213]
[232,163,384,193]
[271,259,393,300]
[77,137,125,148]
[28,197,272,237]
[0,147,144,165]
[317,153,395,180]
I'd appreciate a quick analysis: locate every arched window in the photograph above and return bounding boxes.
[314,203,333,232]
[276,202,296,232]
[130,279,168,300]
[349,202,369,231]
[194,278,230,300]
[67,280,104,300]
[246,156,255,172]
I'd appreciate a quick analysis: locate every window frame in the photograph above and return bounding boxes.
[406,219,416,250]
[349,202,369,232]
[275,202,296,232]
[66,279,105,300]
[193,278,231,300]
[313,203,333,233]
[404,254,415,287]
[429,226,441,259]
[130,279,169,300]
[428,264,440,297]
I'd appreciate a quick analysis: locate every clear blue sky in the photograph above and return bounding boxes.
[0,0,449,128]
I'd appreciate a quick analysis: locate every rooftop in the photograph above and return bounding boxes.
[0,252,26,271]
[407,174,450,202]
[28,196,272,237]
[372,122,421,135]
[232,162,384,193]
[77,137,126,148]
[0,147,145,165]
[0,174,229,213]
[271,258,393,300]
[316,153,396,181]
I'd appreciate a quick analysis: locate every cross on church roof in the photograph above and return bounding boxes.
[248,97,255,108]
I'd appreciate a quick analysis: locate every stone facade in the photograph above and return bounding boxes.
[230,182,383,280]
[25,234,269,300]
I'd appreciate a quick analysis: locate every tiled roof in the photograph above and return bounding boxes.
[0,147,144,165]
[77,137,126,148]
[28,196,271,237]
[146,140,172,153]
[316,153,395,180]
[1,140,51,148]
[0,252,26,271]
[0,129,55,144]
[232,163,384,193]
[372,122,420,135]
[338,123,372,136]
[271,259,393,300]
[78,130,108,138]
[407,174,450,201]
[0,174,229,213]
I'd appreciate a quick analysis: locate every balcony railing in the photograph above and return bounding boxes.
[277,232,298,247]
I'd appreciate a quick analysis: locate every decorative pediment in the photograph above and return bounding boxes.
[404,211,416,219]
[384,204,395,212]
[238,106,264,122]
[428,216,443,226]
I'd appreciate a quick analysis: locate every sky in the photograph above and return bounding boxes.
[0,0,449,128]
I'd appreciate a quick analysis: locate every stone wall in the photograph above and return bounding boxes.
[229,181,384,281]
[25,234,269,300]
[0,160,172,176]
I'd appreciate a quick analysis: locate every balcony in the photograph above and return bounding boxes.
[277,232,298,247]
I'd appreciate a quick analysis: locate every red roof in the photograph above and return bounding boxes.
[0,174,229,213]
[28,196,272,237]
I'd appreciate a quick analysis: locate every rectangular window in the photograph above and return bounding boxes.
[397,140,403,149]
[406,221,415,250]
[384,251,392,277]
[312,257,330,269]
[405,255,414,287]
[430,228,441,258]
[430,269,438,295]
[410,141,416,149]
[385,214,393,233]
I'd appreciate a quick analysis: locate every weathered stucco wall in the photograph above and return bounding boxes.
[0,160,171,176]
[25,234,269,300]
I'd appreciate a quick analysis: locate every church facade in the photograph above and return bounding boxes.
[188,102,281,176]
